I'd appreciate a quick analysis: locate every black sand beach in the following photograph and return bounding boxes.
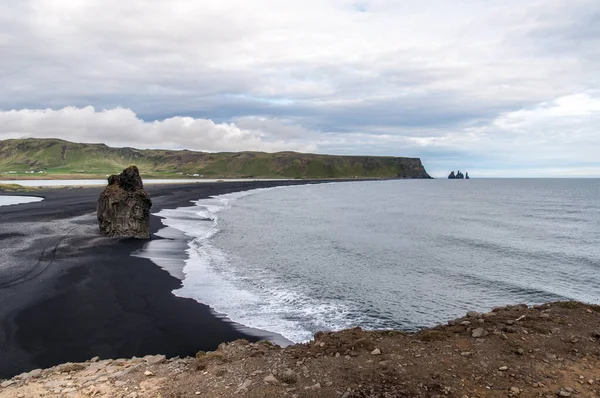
[0,180,328,379]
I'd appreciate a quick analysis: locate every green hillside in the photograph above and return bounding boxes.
[0,138,431,179]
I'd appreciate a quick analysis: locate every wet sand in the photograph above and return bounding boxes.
[0,180,330,378]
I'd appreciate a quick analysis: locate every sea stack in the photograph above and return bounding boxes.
[448,170,466,179]
[97,165,152,239]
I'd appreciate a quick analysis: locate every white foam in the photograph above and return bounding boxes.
[146,187,360,343]
[0,196,44,207]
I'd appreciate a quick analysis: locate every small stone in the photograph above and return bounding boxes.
[144,354,166,365]
[460,351,473,357]
[62,387,77,393]
[510,386,520,394]
[515,348,525,355]
[144,370,154,376]
[29,369,43,378]
[540,313,550,319]
[263,374,279,384]
[467,311,481,318]
[588,379,594,385]
[371,348,381,355]
[44,381,64,389]
[460,321,471,326]
[236,379,252,392]
[472,328,488,338]
[281,369,297,384]
[115,380,127,387]
[91,356,100,362]
[1,381,15,388]
[306,383,321,390]
[558,391,571,397]
[499,366,509,371]
[448,320,456,326]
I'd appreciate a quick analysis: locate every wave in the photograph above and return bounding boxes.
[140,187,371,343]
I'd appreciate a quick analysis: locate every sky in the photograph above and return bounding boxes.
[1,0,599,177]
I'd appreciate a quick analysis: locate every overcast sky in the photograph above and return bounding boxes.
[1,0,599,177]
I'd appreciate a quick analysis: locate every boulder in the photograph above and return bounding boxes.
[97,165,152,239]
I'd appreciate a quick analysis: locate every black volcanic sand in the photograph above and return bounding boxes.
[0,180,332,378]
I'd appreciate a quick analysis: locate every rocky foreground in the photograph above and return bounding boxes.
[1,301,599,398]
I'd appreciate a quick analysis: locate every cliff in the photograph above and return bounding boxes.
[1,301,599,398]
[0,138,431,179]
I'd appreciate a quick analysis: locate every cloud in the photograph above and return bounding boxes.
[1,0,599,176]
[0,106,317,153]
[419,92,600,177]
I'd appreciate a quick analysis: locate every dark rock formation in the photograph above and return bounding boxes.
[448,170,466,179]
[465,172,470,179]
[97,165,152,239]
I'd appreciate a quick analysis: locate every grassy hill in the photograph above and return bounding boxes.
[0,138,431,179]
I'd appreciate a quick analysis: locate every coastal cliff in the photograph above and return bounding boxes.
[0,138,431,179]
[2,302,599,398]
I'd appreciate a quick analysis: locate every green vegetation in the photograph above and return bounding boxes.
[0,138,431,179]
[0,183,39,192]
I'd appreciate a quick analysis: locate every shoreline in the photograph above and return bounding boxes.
[140,189,295,348]
[0,179,335,379]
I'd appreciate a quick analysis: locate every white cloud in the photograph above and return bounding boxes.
[0,106,317,153]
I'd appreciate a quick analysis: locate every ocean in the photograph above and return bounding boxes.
[0,196,44,207]
[142,179,600,343]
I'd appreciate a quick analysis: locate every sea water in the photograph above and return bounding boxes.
[151,179,600,343]
[0,196,44,207]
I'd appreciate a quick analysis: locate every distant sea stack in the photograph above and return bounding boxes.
[0,138,431,179]
[97,165,152,239]
[448,170,469,179]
